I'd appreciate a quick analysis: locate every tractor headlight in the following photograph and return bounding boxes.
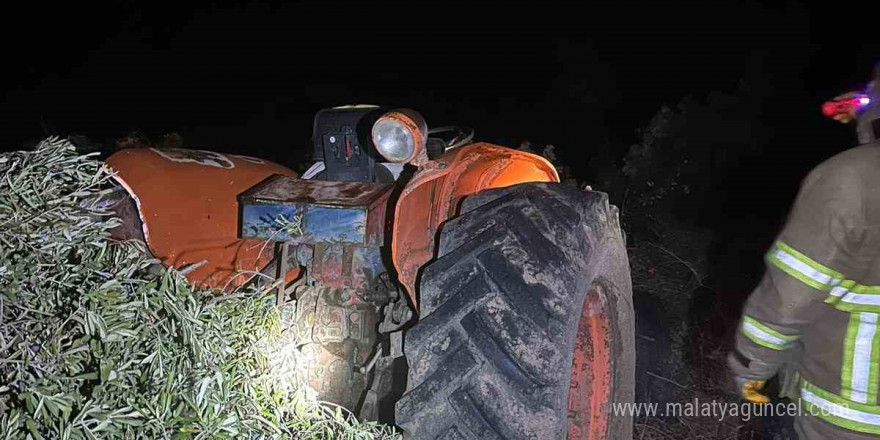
[371,109,427,164]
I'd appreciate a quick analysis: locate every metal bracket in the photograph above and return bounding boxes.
[390,331,404,359]
[274,242,290,305]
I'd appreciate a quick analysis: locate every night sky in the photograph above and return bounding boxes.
[2,1,876,184]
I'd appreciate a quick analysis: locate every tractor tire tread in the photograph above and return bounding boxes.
[397,182,634,440]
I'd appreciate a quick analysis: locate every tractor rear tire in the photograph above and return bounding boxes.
[395,182,634,440]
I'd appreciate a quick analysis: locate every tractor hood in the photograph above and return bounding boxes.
[105,147,297,288]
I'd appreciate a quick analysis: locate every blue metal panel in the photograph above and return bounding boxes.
[241,203,367,243]
[238,175,390,245]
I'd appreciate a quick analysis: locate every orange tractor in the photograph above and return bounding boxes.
[104,106,635,439]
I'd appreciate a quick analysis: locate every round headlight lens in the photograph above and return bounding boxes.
[372,118,416,163]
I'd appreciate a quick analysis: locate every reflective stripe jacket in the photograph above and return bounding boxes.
[733,143,880,435]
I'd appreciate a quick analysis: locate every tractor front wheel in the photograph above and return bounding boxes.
[395,183,635,439]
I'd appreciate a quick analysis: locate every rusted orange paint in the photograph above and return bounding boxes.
[568,284,612,440]
[105,148,299,289]
[390,143,559,309]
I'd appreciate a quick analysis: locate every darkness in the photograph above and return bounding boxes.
[3,2,874,161]
[4,1,876,229]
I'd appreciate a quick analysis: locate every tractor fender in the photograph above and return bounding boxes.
[390,142,558,309]
[105,148,298,289]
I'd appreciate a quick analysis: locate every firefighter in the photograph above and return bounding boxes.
[729,69,880,439]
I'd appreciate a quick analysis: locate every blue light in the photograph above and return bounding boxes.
[860,97,871,105]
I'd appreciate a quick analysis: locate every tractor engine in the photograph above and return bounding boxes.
[237,106,411,417]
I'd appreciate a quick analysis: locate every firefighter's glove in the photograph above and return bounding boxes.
[735,376,770,404]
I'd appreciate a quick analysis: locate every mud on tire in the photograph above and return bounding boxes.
[395,182,635,440]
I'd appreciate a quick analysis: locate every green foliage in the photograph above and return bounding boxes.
[620,86,767,222]
[0,138,398,439]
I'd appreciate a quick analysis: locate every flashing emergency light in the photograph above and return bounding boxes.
[822,94,871,118]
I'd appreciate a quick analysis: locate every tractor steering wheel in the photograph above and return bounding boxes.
[427,126,474,151]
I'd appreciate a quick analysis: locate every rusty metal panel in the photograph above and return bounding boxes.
[238,175,392,244]
[241,203,367,242]
[306,243,385,291]
[239,175,390,206]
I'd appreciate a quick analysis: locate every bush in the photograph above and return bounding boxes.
[0,138,398,439]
